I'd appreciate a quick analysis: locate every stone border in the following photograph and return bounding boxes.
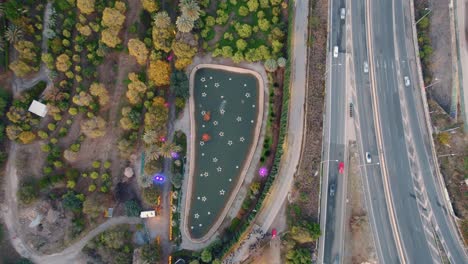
[182,64,265,243]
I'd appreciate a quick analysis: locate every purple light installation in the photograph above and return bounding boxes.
[259,167,268,177]
[171,152,179,159]
[152,174,165,183]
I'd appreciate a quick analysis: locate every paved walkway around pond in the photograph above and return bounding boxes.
[177,55,269,250]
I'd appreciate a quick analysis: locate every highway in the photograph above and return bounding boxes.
[392,0,468,262]
[366,0,468,263]
[318,0,347,262]
[349,0,400,263]
[367,0,435,262]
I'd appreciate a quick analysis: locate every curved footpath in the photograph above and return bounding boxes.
[1,143,142,264]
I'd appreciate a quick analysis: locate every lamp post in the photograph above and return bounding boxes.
[414,8,431,25]
[438,153,457,158]
[424,78,441,89]
[321,159,339,164]
[324,63,342,77]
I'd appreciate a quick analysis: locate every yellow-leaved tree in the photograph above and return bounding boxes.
[89,83,109,106]
[172,32,198,70]
[56,54,72,72]
[141,0,158,12]
[128,38,148,65]
[126,72,148,105]
[77,0,95,15]
[101,27,122,48]
[148,60,171,86]
[100,7,126,48]
[152,11,174,52]
[81,116,107,138]
[102,7,126,28]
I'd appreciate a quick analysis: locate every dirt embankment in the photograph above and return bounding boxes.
[291,0,328,221]
[344,143,377,264]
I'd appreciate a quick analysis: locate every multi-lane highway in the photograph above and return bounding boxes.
[366,0,468,263]
[320,0,468,263]
[349,0,400,263]
[318,0,347,262]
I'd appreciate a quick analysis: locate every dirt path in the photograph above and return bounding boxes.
[12,2,52,96]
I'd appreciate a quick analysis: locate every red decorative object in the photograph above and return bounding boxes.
[203,111,211,121]
[202,133,211,142]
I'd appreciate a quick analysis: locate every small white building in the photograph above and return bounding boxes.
[140,210,156,218]
[28,100,47,117]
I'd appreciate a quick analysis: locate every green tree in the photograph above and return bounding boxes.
[236,39,247,51]
[18,182,38,204]
[171,173,183,189]
[285,248,311,264]
[247,0,259,12]
[235,23,252,38]
[264,58,278,72]
[83,194,107,218]
[124,200,141,217]
[62,191,84,212]
[142,187,160,205]
[170,70,190,99]
[238,5,249,16]
[179,0,201,21]
[200,248,212,263]
[98,228,129,249]
[141,243,161,262]
[176,15,195,33]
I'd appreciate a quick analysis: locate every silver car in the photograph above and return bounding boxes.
[340,8,346,20]
[404,76,410,87]
[363,62,369,73]
[333,46,339,58]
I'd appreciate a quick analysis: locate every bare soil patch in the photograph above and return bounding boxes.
[414,0,454,113]
[344,143,377,264]
[292,0,328,221]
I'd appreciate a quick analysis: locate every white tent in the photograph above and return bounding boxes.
[28,100,47,117]
[140,210,156,218]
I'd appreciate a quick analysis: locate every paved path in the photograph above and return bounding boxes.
[254,0,309,233]
[455,0,468,130]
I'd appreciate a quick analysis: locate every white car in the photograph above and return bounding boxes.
[333,46,339,58]
[365,152,372,163]
[340,8,346,20]
[363,62,369,73]
[404,76,410,87]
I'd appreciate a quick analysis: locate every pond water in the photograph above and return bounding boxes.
[188,68,260,238]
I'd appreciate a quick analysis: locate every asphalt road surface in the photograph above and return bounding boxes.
[368,0,468,263]
[368,0,435,262]
[393,0,468,262]
[319,0,348,262]
[349,0,400,263]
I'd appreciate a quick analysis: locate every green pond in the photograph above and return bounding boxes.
[189,68,260,238]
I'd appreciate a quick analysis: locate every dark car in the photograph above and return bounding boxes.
[329,183,336,197]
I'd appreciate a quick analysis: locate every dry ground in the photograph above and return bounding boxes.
[292,0,328,221]
[343,143,377,264]
[415,0,454,113]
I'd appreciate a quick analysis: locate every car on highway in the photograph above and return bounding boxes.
[404,76,410,87]
[338,162,344,174]
[271,228,277,238]
[340,8,346,19]
[366,152,371,163]
[329,183,336,197]
[363,62,369,73]
[333,46,338,58]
